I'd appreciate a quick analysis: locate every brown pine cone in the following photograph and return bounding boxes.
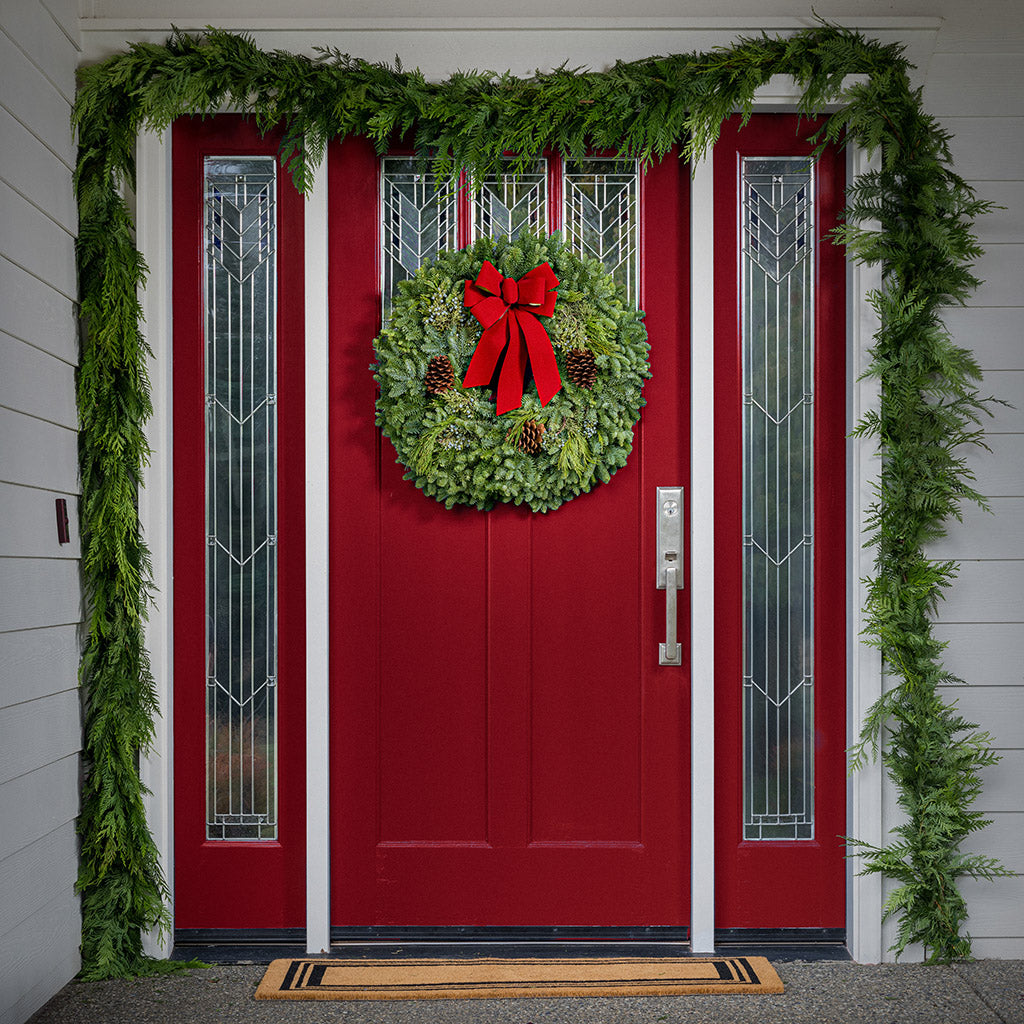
[516,419,546,455]
[564,348,597,388]
[425,354,455,395]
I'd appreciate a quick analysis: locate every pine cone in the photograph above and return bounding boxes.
[565,348,597,388]
[516,419,546,455]
[425,355,455,396]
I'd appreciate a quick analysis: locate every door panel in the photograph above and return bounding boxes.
[172,116,306,928]
[713,115,847,929]
[328,138,691,927]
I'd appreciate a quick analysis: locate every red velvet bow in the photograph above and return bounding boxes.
[462,260,561,415]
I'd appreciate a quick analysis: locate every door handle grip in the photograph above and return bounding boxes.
[660,565,681,665]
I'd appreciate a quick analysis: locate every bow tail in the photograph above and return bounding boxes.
[495,317,529,415]
[518,311,563,407]
[463,319,510,389]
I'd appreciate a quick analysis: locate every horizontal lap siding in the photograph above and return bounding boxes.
[0,333,77,431]
[913,24,1024,960]
[935,625,1024,689]
[0,2,82,1022]
[940,307,1022,369]
[0,892,81,1024]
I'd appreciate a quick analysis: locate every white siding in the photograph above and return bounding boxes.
[919,6,1024,964]
[0,2,82,1022]
[57,0,1024,968]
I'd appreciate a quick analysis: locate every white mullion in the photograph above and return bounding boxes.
[689,153,715,953]
[847,140,884,963]
[305,147,331,955]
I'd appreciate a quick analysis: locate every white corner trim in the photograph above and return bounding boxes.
[689,153,715,954]
[137,126,176,960]
[304,148,331,956]
[846,142,884,965]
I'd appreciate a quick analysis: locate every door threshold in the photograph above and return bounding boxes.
[331,926,692,943]
[173,927,849,964]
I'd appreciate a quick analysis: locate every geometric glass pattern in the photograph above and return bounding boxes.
[740,157,815,841]
[382,157,459,318]
[563,159,640,307]
[204,156,278,840]
[471,161,547,242]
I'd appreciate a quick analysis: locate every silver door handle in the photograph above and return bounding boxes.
[657,487,683,666]
[660,566,681,664]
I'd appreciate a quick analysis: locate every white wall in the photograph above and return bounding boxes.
[0,1,83,1021]
[76,0,1024,962]
[924,8,1024,960]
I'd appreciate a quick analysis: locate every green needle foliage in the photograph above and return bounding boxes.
[73,22,1004,974]
[374,233,650,512]
[76,113,168,978]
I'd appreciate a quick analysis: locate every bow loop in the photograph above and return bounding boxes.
[462,261,562,415]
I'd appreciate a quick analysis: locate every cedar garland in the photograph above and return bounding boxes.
[72,23,1006,974]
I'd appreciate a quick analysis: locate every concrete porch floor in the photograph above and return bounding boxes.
[27,956,1024,1023]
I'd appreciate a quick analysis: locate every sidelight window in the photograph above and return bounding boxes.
[740,157,816,841]
[203,156,279,840]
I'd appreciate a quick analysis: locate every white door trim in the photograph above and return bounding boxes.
[846,143,884,964]
[138,126,175,959]
[139,86,881,959]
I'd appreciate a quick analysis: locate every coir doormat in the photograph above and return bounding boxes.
[255,955,784,1000]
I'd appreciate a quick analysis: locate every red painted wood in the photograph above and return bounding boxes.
[546,153,563,232]
[329,143,691,926]
[713,115,847,928]
[172,116,306,927]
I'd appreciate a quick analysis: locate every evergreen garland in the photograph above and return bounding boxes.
[375,234,650,511]
[72,23,1007,974]
[76,145,168,978]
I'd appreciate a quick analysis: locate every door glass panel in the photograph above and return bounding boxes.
[563,159,639,307]
[471,160,547,242]
[741,157,815,841]
[382,157,459,316]
[204,156,278,840]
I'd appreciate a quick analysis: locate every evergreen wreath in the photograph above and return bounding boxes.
[374,234,650,512]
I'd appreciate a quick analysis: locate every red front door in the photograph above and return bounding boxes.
[170,114,846,937]
[327,139,692,928]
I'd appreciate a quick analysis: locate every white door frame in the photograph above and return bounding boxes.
[136,81,883,962]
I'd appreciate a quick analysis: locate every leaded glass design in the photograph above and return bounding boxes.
[563,159,639,307]
[204,157,278,841]
[472,161,547,242]
[382,157,458,315]
[741,157,815,841]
